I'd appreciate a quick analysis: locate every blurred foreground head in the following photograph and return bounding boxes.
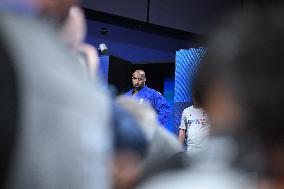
[0,6,111,189]
[195,2,284,180]
[116,97,185,184]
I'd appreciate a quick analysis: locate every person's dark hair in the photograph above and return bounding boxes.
[194,5,284,177]
[195,5,284,145]
[191,82,201,106]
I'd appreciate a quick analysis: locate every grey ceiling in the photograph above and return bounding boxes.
[81,0,243,35]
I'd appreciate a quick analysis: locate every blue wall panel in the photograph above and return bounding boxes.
[86,19,196,63]
[173,48,206,134]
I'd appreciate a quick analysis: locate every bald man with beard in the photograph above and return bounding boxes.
[125,70,171,127]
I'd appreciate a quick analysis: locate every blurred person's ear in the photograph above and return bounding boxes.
[60,6,86,49]
[60,6,100,77]
[77,43,99,77]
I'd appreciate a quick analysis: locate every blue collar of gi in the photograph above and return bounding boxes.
[134,85,148,94]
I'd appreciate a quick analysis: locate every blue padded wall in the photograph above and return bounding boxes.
[174,48,206,134]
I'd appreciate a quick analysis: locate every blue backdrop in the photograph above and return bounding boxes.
[173,48,206,134]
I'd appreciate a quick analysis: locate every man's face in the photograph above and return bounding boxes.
[132,71,145,91]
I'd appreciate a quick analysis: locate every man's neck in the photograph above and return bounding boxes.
[132,89,138,96]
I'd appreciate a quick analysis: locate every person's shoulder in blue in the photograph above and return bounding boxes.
[124,69,171,127]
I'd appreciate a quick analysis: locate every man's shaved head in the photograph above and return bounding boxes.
[134,70,145,78]
[132,70,146,91]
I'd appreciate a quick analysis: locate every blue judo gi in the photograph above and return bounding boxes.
[125,86,171,127]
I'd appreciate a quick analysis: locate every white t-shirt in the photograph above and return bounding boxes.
[179,105,210,156]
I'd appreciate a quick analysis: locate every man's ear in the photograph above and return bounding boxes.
[144,78,146,82]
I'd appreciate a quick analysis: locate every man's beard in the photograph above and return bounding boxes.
[134,85,143,91]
